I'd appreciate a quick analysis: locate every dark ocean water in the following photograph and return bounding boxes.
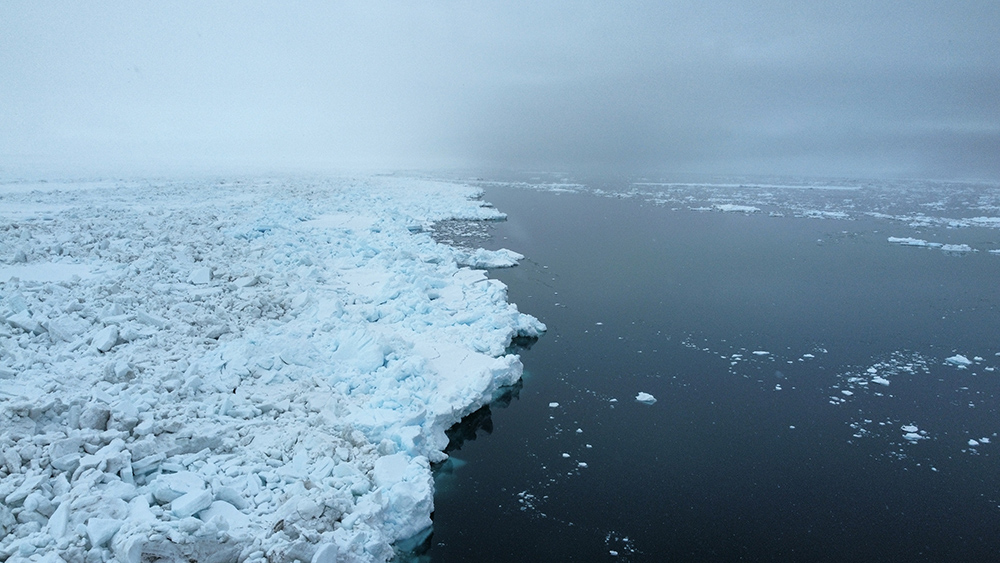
[426,178,1000,562]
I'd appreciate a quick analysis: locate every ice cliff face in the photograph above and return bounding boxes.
[0,176,544,562]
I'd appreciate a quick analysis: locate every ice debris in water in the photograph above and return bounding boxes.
[888,237,976,253]
[901,424,927,442]
[945,355,973,367]
[635,392,657,405]
[0,176,545,563]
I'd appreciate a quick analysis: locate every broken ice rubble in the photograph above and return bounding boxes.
[0,177,544,563]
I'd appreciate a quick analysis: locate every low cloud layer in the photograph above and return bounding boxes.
[2,1,998,179]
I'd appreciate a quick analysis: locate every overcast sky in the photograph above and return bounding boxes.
[2,1,998,179]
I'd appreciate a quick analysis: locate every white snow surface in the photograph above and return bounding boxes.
[0,176,545,563]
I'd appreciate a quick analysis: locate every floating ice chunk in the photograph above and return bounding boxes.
[93,325,119,352]
[578,462,588,468]
[5,310,47,335]
[968,439,980,447]
[946,355,972,367]
[802,353,815,358]
[635,392,657,405]
[562,453,570,458]
[150,471,206,503]
[981,437,991,444]
[87,518,123,548]
[171,489,214,518]
[888,237,941,247]
[199,500,251,530]
[841,390,854,396]
[188,267,212,285]
[871,376,890,386]
[233,275,258,287]
[941,244,973,252]
[549,402,559,408]
[901,425,919,433]
[714,204,759,213]
[752,351,769,356]
[136,310,168,329]
[312,543,339,563]
[457,248,524,268]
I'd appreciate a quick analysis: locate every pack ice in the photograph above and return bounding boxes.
[0,177,545,562]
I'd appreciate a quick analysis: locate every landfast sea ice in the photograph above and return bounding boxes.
[0,176,545,563]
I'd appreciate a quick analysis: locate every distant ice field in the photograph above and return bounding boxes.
[428,176,1000,562]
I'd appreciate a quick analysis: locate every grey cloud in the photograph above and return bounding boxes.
[1,1,998,179]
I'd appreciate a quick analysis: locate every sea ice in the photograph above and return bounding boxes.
[635,392,657,405]
[714,204,760,213]
[945,355,973,366]
[0,176,545,563]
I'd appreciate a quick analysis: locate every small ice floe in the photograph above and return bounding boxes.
[888,237,941,248]
[548,402,559,408]
[578,462,588,468]
[968,439,980,447]
[945,355,973,368]
[871,376,890,386]
[941,244,974,253]
[841,390,854,396]
[901,424,926,442]
[714,204,760,213]
[635,392,657,405]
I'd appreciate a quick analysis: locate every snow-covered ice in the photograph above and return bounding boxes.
[945,355,973,367]
[888,237,976,253]
[713,204,759,213]
[635,392,657,405]
[0,176,544,562]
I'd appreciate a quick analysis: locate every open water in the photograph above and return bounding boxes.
[426,176,1000,562]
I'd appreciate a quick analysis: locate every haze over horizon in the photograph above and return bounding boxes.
[2,2,998,180]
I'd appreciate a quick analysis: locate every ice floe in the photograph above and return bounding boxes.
[888,237,977,253]
[0,176,544,562]
[945,355,973,367]
[635,392,657,405]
